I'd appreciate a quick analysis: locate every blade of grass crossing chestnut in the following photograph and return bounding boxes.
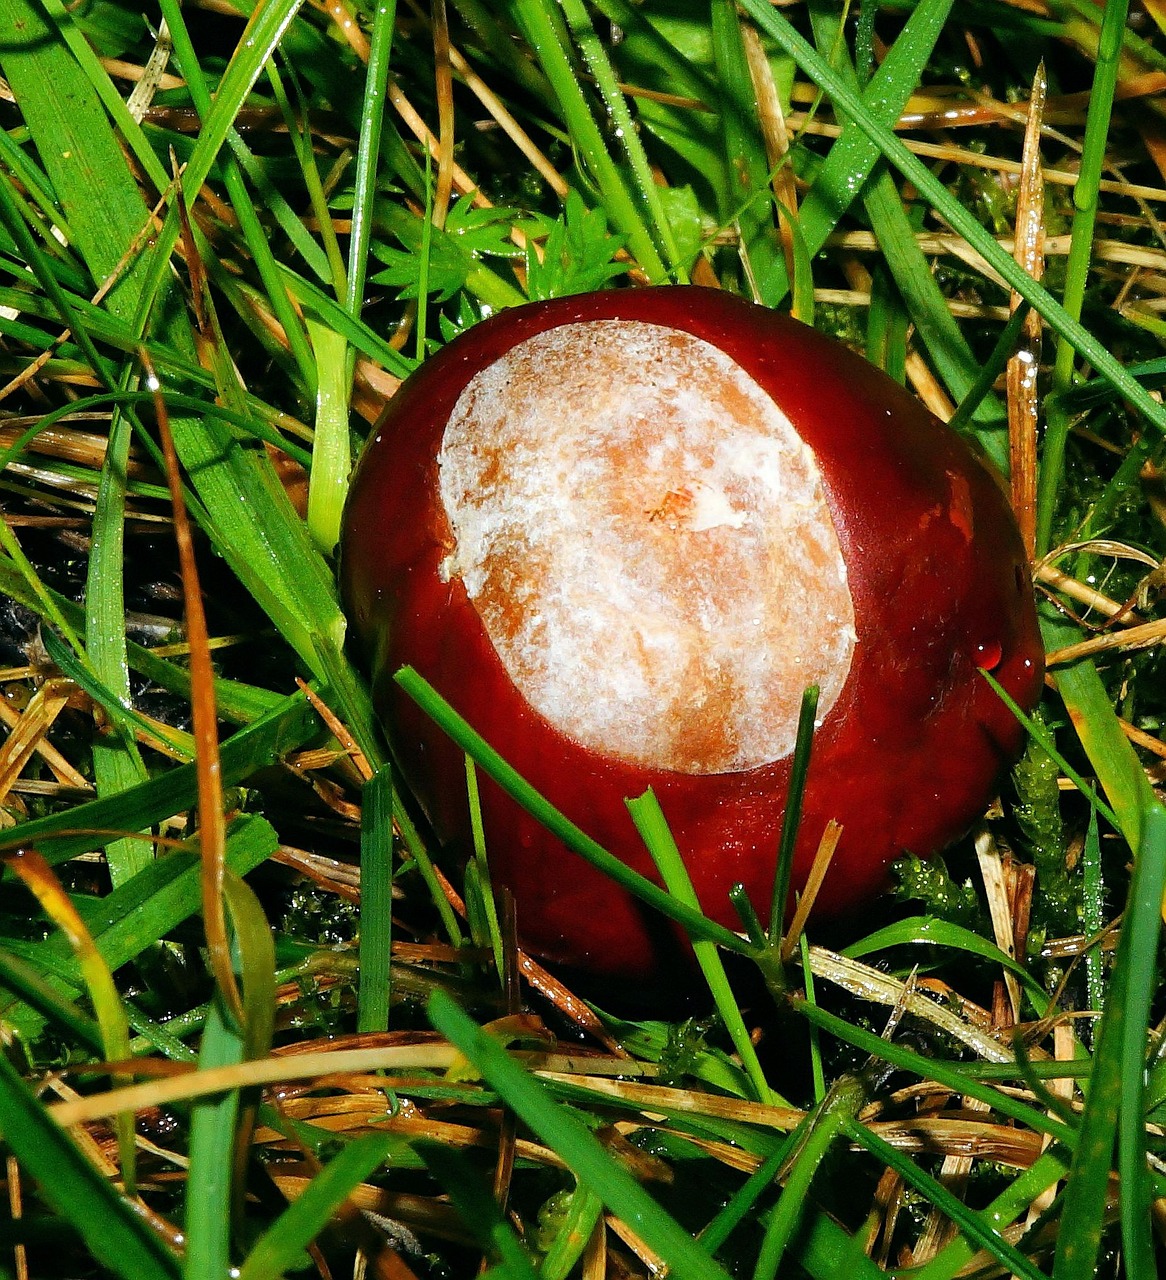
[797,0,954,260]
[464,759,506,980]
[1037,0,1130,556]
[736,0,1166,443]
[394,667,748,953]
[358,767,395,1034]
[237,1135,395,1280]
[0,1051,179,1279]
[769,684,819,942]
[627,790,783,1107]
[427,990,732,1280]
[1052,804,1166,1280]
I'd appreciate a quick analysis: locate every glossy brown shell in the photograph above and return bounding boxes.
[341,287,1044,981]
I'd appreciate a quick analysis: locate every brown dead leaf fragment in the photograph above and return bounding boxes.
[1007,62,1046,560]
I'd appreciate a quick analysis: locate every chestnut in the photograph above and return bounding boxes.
[341,287,1043,982]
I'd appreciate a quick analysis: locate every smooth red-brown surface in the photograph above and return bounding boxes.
[341,287,1044,981]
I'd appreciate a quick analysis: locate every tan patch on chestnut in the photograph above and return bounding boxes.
[437,320,857,774]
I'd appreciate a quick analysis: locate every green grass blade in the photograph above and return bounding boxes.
[427,990,732,1280]
[508,0,668,280]
[843,916,1050,1011]
[87,405,152,886]
[0,818,277,1045]
[910,1150,1070,1280]
[1052,803,1166,1280]
[843,1118,1047,1280]
[754,1080,865,1280]
[394,666,749,953]
[709,0,783,300]
[1037,0,1131,555]
[306,320,352,555]
[770,684,818,940]
[558,0,683,276]
[157,0,318,394]
[346,0,397,316]
[0,1052,179,1280]
[1116,805,1166,1279]
[416,1141,541,1279]
[798,0,953,257]
[0,948,104,1051]
[790,998,1075,1144]
[239,1134,395,1280]
[357,767,395,1034]
[626,789,780,1106]
[0,693,318,871]
[0,162,117,390]
[736,0,1166,441]
[1041,641,1158,850]
[184,994,244,1280]
[0,0,151,321]
[42,627,194,760]
[864,170,1008,467]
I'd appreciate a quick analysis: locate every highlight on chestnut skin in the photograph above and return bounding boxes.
[341,287,1045,983]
